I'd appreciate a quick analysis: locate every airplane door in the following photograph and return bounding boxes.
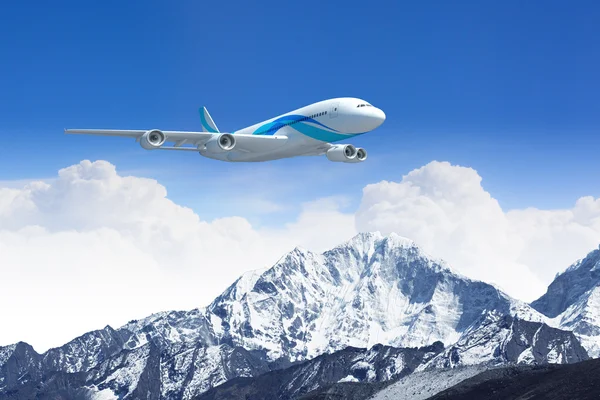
[330,102,339,118]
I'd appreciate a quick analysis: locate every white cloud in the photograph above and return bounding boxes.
[0,160,355,352]
[266,196,356,251]
[356,161,600,302]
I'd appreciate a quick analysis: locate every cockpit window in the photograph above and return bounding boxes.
[356,103,373,108]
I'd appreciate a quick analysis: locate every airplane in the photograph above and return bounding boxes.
[65,97,386,163]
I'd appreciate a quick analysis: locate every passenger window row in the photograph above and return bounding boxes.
[260,111,328,133]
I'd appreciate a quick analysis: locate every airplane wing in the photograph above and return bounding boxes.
[64,129,212,142]
[64,129,288,152]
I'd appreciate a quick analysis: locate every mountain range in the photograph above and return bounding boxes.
[0,232,599,399]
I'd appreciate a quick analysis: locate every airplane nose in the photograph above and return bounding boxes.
[369,107,386,128]
[376,108,386,123]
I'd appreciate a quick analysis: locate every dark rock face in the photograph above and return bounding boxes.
[195,343,444,400]
[43,325,127,373]
[532,247,600,318]
[297,382,392,400]
[425,314,589,369]
[128,344,161,400]
[427,358,600,400]
[0,371,90,400]
[505,317,588,364]
[0,342,42,393]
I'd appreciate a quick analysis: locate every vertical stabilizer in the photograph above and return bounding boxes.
[199,107,220,133]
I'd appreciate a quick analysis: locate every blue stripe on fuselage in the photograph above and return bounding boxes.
[252,114,365,142]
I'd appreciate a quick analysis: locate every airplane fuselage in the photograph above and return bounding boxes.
[200,97,385,162]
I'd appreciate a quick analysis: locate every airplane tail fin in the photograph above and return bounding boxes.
[199,107,220,133]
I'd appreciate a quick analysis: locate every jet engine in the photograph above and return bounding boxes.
[326,144,357,162]
[140,129,166,150]
[347,147,367,163]
[205,133,236,153]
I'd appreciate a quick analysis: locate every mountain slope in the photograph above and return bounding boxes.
[427,358,600,400]
[368,365,488,400]
[0,342,273,400]
[194,311,589,400]
[195,342,444,400]
[203,232,545,361]
[422,312,588,369]
[531,246,600,356]
[43,325,127,373]
[0,342,42,393]
[310,310,590,400]
[532,247,600,318]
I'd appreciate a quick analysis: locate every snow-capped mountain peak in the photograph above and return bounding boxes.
[203,232,545,361]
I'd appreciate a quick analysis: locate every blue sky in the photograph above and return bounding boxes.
[1,0,599,224]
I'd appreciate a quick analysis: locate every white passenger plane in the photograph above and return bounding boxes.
[65,97,385,163]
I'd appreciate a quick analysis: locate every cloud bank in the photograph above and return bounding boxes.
[0,160,356,351]
[1,159,599,352]
[356,161,600,301]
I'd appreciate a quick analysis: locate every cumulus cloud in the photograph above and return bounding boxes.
[0,160,356,352]
[356,161,600,302]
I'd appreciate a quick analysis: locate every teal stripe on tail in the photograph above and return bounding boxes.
[199,107,220,133]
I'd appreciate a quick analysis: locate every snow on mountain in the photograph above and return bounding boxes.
[89,388,119,400]
[531,246,600,356]
[556,285,600,355]
[204,232,546,361]
[88,342,160,399]
[43,325,127,373]
[532,246,600,318]
[119,308,217,350]
[0,341,273,399]
[0,344,16,368]
[80,339,273,399]
[162,343,272,399]
[421,311,588,370]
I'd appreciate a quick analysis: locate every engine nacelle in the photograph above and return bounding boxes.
[346,147,367,163]
[205,133,236,153]
[326,144,357,162]
[140,129,166,150]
